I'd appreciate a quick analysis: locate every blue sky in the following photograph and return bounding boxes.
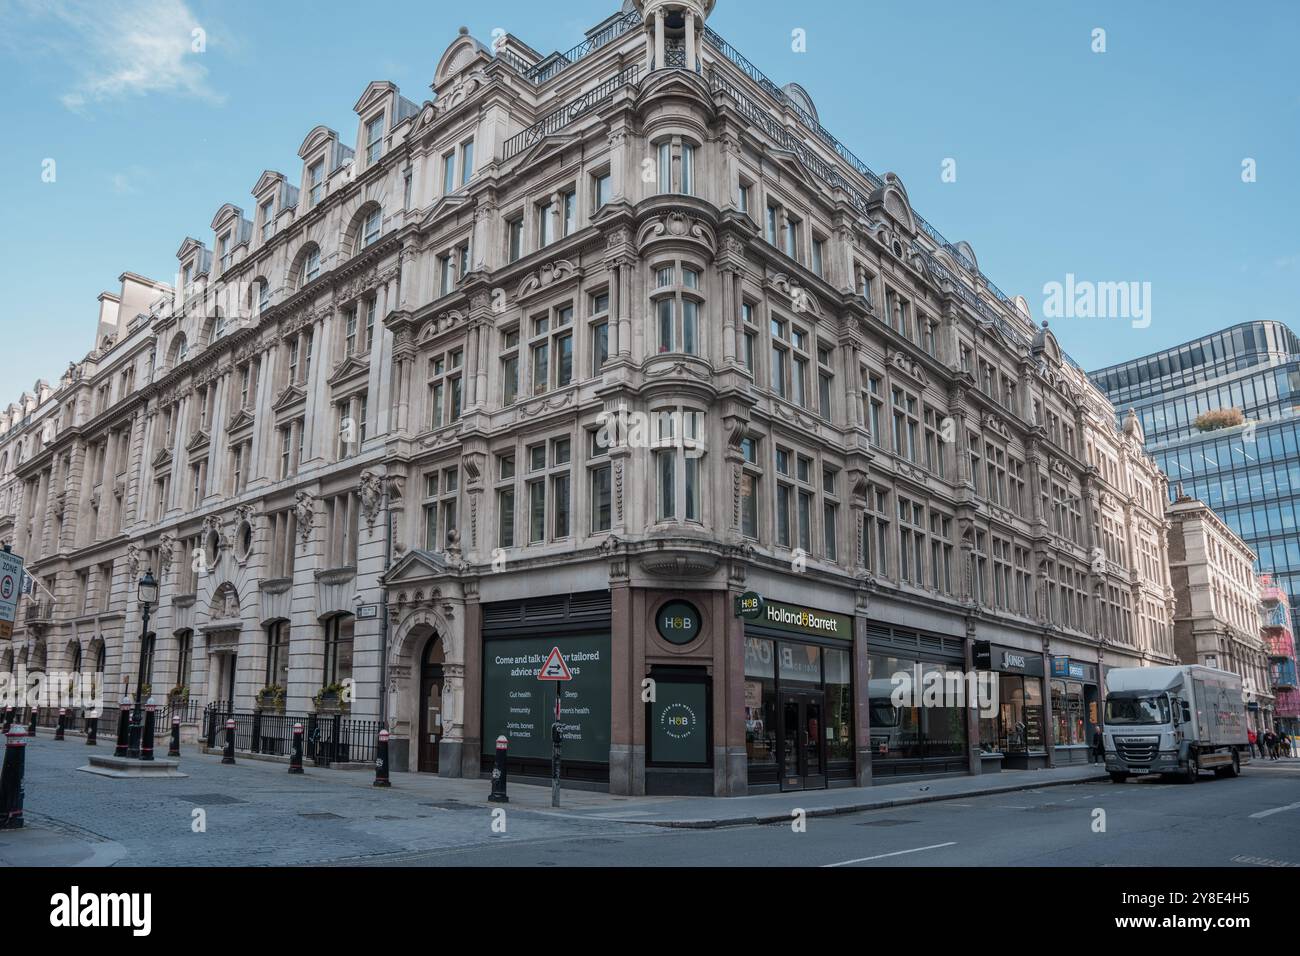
[0,0,1296,393]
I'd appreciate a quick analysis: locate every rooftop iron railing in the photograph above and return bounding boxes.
[501,64,642,161]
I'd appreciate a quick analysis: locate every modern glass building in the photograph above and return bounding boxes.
[1090,321,1300,636]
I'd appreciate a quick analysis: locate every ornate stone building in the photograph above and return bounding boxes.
[0,0,1177,796]
[1166,490,1275,732]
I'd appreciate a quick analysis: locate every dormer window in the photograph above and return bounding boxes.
[308,160,325,207]
[218,232,232,272]
[365,114,385,164]
[260,198,275,242]
[182,263,193,290]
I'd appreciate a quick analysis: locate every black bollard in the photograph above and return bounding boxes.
[168,714,181,757]
[489,734,509,803]
[140,701,156,761]
[373,729,391,787]
[288,723,304,774]
[0,729,27,830]
[27,706,36,737]
[55,708,66,741]
[113,697,131,757]
[85,716,98,746]
[221,718,236,764]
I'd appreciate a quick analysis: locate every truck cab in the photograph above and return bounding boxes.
[1103,665,1246,783]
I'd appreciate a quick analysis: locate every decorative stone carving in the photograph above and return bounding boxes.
[516,259,576,300]
[159,534,174,578]
[983,414,1012,440]
[358,471,384,531]
[636,211,716,253]
[886,349,930,387]
[294,491,315,546]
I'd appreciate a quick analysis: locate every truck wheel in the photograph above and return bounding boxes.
[1183,753,1199,784]
[1109,772,1128,783]
[1223,751,1240,778]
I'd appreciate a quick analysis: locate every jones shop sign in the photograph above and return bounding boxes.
[975,641,1044,677]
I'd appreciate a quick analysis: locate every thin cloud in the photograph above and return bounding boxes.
[10,0,224,110]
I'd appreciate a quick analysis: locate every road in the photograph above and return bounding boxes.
[5,736,1299,867]
[402,761,1300,867]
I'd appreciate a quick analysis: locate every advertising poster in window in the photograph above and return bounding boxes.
[649,679,710,766]
[480,634,611,763]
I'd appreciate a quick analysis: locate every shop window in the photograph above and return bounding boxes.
[1051,679,1086,746]
[983,673,1046,753]
[868,653,968,761]
[744,637,777,772]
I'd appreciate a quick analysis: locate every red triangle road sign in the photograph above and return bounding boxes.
[537,646,573,681]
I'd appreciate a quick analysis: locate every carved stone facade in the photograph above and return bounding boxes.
[0,1,1175,795]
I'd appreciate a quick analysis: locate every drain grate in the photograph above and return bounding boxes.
[172,794,247,805]
[421,801,475,811]
[856,818,920,827]
[299,812,344,820]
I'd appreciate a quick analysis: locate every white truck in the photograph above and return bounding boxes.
[1103,665,1248,783]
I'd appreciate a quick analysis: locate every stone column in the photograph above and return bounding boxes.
[654,8,665,70]
[685,10,697,71]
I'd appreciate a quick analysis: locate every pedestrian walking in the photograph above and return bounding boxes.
[1247,728,1257,758]
[1091,725,1105,765]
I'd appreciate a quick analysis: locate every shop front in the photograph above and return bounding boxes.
[976,642,1049,770]
[1050,656,1100,765]
[478,591,612,786]
[865,623,970,778]
[739,595,855,793]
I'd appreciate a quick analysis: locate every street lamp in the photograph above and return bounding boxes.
[126,570,158,759]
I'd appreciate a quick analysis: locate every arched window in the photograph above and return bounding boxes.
[321,613,354,688]
[293,243,322,289]
[342,203,383,259]
[169,332,189,368]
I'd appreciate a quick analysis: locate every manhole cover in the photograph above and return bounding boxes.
[421,801,474,811]
[172,794,246,805]
[299,812,344,820]
[856,819,920,827]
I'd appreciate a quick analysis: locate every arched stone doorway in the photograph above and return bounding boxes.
[418,634,445,773]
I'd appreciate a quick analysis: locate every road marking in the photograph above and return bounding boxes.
[1249,801,1300,819]
[823,842,957,867]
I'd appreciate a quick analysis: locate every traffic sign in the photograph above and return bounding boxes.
[0,550,24,641]
[536,646,573,681]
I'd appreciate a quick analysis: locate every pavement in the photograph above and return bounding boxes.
[4,733,1298,866]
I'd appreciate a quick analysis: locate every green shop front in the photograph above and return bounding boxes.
[479,592,613,786]
[739,595,856,792]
